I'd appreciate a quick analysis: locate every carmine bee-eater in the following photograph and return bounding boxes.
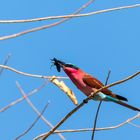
[52,58,140,112]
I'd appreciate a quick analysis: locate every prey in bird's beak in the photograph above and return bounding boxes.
[51,58,66,72]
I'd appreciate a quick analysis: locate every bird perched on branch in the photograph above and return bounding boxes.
[51,58,140,112]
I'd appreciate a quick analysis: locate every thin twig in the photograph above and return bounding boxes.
[15,102,50,140]
[0,3,140,24]
[16,81,65,140]
[0,81,48,113]
[91,70,111,140]
[34,113,140,139]
[40,70,140,140]
[91,101,102,140]
[105,70,111,86]
[0,64,68,79]
[0,53,11,75]
[128,122,140,128]
[0,0,94,41]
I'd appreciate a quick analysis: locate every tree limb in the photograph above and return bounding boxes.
[34,113,140,139]
[0,3,139,23]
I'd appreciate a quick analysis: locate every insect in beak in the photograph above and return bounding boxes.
[51,58,65,72]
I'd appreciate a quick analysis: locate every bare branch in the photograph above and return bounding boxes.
[16,81,65,140]
[0,53,11,75]
[128,122,140,128]
[0,0,94,41]
[0,81,48,113]
[0,3,139,24]
[40,70,140,140]
[105,70,111,86]
[0,64,68,79]
[15,102,50,140]
[34,113,140,139]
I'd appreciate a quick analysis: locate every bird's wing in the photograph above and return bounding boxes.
[83,74,115,96]
[83,74,128,101]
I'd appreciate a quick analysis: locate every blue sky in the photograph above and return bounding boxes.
[0,0,140,140]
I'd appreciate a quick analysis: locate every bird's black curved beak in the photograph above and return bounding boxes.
[51,58,66,72]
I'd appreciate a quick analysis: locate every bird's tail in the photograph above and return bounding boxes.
[114,100,140,112]
[106,95,140,111]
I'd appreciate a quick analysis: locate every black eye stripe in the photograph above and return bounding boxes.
[66,64,79,69]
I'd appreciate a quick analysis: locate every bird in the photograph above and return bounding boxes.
[51,58,140,112]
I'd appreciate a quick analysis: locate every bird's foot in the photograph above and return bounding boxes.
[83,99,88,103]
